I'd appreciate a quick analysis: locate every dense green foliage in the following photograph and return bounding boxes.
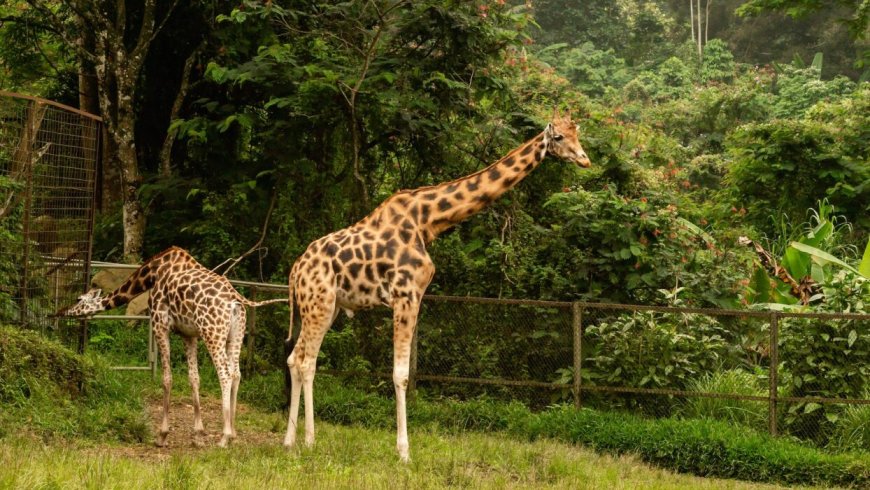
[4,0,866,311]
[0,325,149,442]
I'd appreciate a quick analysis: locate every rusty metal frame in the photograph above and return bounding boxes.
[1,91,101,350]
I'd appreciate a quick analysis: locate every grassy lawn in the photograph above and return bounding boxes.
[0,397,805,490]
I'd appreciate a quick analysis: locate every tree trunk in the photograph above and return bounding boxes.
[696,0,703,61]
[159,42,204,178]
[690,0,695,48]
[705,0,711,45]
[115,78,146,264]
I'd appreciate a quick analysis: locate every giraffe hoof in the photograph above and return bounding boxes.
[155,432,169,447]
[283,435,297,449]
[218,435,231,448]
[193,436,205,448]
[397,444,410,463]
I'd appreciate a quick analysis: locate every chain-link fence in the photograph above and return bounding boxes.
[302,296,869,450]
[88,278,864,450]
[0,91,100,351]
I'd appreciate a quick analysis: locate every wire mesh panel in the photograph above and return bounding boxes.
[777,313,870,448]
[416,297,572,404]
[580,305,772,426]
[0,91,99,347]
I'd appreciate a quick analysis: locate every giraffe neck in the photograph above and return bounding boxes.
[100,248,175,309]
[413,132,549,242]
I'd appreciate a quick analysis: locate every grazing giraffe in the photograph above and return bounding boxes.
[283,111,591,461]
[56,246,286,448]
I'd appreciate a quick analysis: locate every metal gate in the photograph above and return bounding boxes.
[0,91,100,350]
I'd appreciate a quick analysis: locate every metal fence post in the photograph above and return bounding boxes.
[244,286,258,375]
[572,302,583,409]
[769,312,779,436]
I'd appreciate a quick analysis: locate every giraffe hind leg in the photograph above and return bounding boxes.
[184,336,205,447]
[228,304,245,440]
[201,322,234,448]
[153,323,172,447]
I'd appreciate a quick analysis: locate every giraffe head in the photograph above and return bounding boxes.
[545,109,591,168]
[54,288,105,318]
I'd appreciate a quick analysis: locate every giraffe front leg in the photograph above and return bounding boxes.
[283,348,302,449]
[284,304,334,450]
[184,337,205,447]
[392,295,422,463]
[154,328,172,447]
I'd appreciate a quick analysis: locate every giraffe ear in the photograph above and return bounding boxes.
[545,123,554,136]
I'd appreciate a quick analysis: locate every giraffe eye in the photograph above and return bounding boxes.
[553,134,564,141]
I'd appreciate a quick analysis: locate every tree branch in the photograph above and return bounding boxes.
[213,190,279,277]
[159,39,206,177]
[23,0,98,63]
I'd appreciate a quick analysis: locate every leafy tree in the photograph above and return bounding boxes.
[535,42,632,98]
[700,39,735,83]
[772,64,856,117]
[737,0,869,41]
[623,57,694,102]
[725,91,870,236]
[2,1,213,263]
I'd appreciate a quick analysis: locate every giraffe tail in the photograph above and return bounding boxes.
[235,295,289,308]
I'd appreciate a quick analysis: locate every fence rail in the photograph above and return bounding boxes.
[72,262,870,449]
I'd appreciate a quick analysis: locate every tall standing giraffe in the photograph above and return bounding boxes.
[56,246,286,447]
[284,111,591,461]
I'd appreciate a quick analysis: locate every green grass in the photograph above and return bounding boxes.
[0,419,799,490]
[2,325,866,488]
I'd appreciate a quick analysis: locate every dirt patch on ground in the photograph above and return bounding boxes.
[91,396,282,462]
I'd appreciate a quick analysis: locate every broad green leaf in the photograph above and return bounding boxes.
[782,247,810,281]
[749,266,771,303]
[789,242,862,276]
[860,238,870,278]
[810,52,823,72]
[803,402,822,414]
[807,220,833,246]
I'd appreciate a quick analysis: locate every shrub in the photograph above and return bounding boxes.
[309,375,870,487]
[681,369,768,431]
[700,39,735,83]
[725,117,870,236]
[773,65,855,118]
[828,398,870,453]
[778,271,870,443]
[623,57,693,102]
[0,325,149,442]
[0,325,93,400]
[583,311,733,408]
[536,42,631,98]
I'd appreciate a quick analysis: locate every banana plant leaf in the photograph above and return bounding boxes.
[789,241,863,278]
[781,220,832,280]
[860,238,870,279]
